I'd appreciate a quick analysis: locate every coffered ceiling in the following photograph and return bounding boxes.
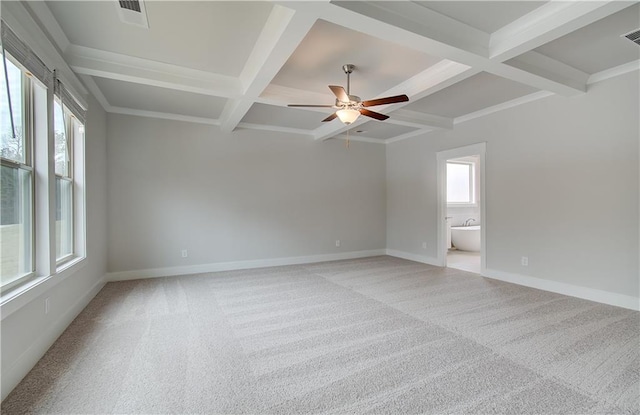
[24,0,640,143]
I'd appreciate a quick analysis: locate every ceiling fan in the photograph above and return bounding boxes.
[288,64,409,125]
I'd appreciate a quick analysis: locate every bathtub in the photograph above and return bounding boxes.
[450,225,481,252]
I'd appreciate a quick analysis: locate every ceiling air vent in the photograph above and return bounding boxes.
[622,28,640,46]
[119,0,141,13]
[115,0,149,28]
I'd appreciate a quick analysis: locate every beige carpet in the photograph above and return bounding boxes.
[2,256,639,414]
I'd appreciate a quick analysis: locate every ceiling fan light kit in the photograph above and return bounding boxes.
[288,64,409,126]
[336,108,360,124]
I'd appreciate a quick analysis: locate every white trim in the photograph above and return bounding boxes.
[1,257,89,321]
[236,122,313,137]
[332,134,387,145]
[385,249,439,267]
[1,275,106,400]
[106,249,386,282]
[385,128,432,144]
[23,1,71,53]
[436,143,487,272]
[79,75,112,112]
[587,60,640,85]
[483,268,640,311]
[455,91,554,125]
[108,107,220,126]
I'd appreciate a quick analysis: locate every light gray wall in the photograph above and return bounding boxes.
[1,95,108,400]
[387,72,639,297]
[107,116,387,273]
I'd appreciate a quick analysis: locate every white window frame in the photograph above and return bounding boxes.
[0,54,36,293]
[53,97,74,265]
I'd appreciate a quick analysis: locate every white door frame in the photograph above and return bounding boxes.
[436,142,487,274]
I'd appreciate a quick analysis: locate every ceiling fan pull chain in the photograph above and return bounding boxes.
[346,129,350,149]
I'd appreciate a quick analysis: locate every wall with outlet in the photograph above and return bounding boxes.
[1,94,109,400]
[387,72,639,299]
[107,116,387,274]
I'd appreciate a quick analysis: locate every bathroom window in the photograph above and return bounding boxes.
[447,161,476,205]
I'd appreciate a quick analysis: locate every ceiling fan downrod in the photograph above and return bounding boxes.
[342,64,355,96]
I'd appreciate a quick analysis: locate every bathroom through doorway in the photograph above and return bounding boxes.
[436,143,486,275]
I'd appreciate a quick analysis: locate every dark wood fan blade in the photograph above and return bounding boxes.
[322,112,338,122]
[361,94,409,107]
[360,108,389,121]
[287,104,334,107]
[329,85,349,102]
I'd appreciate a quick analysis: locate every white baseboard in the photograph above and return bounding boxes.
[106,249,387,282]
[483,268,639,311]
[385,249,441,266]
[1,276,106,401]
[384,249,638,311]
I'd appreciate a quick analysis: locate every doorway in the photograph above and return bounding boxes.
[436,143,486,274]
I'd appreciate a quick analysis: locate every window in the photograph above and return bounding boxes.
[447,161,475,205]
[1,21,87,295]
[1,56,34,290]
[54,99,73,262]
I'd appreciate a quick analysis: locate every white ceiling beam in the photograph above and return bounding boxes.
[78,75,112,112]
[24,1,71,53]
[219,5,316,133]
[505,51,590,93]
[329,0,490,57]
[279,1,599,97]
[109,107,220,126]
[237,122,313,138]
[66,45,242,98]
[490,1,633,62]
[391,109,453,130]
[258,84,334,108]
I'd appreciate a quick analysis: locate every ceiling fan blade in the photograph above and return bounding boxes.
[361,94,409,107]
[322,112,338,122]
[329,85,350,102]
[360,108,389,121]
[287,104,334,108]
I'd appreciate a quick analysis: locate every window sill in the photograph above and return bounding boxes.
[447,203,479,208]
[1,256,87,321]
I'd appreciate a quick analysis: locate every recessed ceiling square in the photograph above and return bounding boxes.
[404,72,538,118]
[271,19,441,100]
[92,77,227,119]
[533,3,640,74]
[47,1,273,76]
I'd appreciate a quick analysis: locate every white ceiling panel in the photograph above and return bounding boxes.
[351,121,418,140]
[404,72,538,118]
[415,1,547,33]
[242,104,330,130]
[93,77,227,119]
[47,1,273,76]
[534,3,640,74]
[271,19,441,100]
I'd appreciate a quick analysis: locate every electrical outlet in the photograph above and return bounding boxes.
[45,297,50,315]
[181,249,188,258]
[422,242,427,249]
[335,240,340,247]
[521,256,528,266]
